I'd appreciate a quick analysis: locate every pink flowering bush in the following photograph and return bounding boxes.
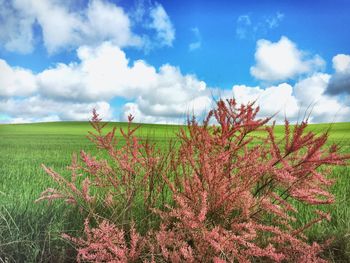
[37,98,349,262]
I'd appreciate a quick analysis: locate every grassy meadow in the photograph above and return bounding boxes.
[0,121,349,262]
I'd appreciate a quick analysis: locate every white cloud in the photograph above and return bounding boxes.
[130,0,147,23]
[250,36,325,82]
[0,0,155,54]
[123,96,212,125]
[231,83,299,121]
[1,19,349,126]
[326,54,350,96]
[294,73,350,122]
[227,70,350,123]
[265,12,284,29]
[122,103,182,124]
[27,0,83,54]
[188,27,201,51]
[8,115,60,124]
[123,64,212,123]
[294,73,331,104]
[148,3,175,47]
[1,42,211,123]
[37,43,211,122]
[236,12,284,40]
[0,96,112,123]
[0,0,35,53]
[2,43,348,124]
[37,42,157,101]
[236,15,252,39]
[189,42,201,52]
[0,59,37,97]
[332,54,350,73]
[80,0,142,48]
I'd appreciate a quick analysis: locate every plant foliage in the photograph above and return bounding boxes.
[38,98,350,262]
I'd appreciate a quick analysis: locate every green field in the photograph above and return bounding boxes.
[0,121,349,262]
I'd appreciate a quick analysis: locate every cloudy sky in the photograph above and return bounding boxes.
[0,0,350,124]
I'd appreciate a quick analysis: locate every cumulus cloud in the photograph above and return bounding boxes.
[122,103,183,124]
[0,96,112,123]
[136,80,209,117]
[226,70,350,123]
[37,43,158,101]
[294,73,350,122]
[231,83,299,121]
[122,64,212,123]
[37,43,211,122]
[333,54,350,73]
[0,0,175,54]
[294,73,331,104]
[250,36,325,82]
[2,42,348,124]
[0,59,37,97]
[1,42,211,123]
[325,54,350,95]
[123,95,212,124]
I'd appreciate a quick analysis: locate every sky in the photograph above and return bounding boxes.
[0,0,350,124]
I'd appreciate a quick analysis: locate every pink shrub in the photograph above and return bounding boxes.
[62,220,143,262]
[37,99,349,262]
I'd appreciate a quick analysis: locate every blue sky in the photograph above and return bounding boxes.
[0,0,350,123]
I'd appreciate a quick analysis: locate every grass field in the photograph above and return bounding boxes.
[0,121,349,262]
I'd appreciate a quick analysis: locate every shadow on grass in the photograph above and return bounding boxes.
[0,204,81,263]
[319,234,350,263]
